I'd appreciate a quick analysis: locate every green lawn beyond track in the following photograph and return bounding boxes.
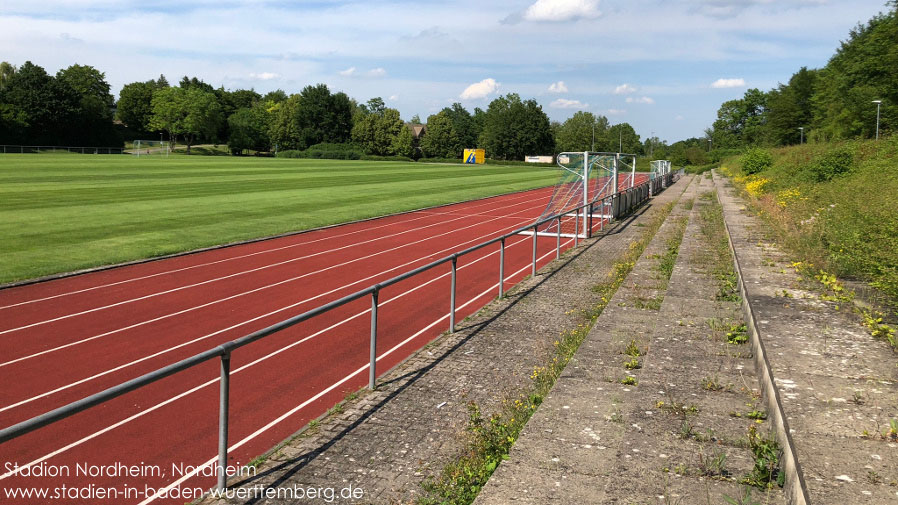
[0,154,560,284]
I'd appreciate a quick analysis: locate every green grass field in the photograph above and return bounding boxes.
[0,154,561,284]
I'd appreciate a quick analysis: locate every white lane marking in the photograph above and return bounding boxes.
[1,233,567,484]
[0,190,546,312]
[0,195,543,336]
[138,240,570,503]
[0,228,534,412]
[0,201,541,368]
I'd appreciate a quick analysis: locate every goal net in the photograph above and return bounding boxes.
[650,160,671,178]
[131,140,170,157]
[525,152,621,239]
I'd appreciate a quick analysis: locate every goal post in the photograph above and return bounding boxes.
[132,140,170,158]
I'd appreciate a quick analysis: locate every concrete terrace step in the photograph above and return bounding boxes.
[476,173,788,504]
[714,172,898,505]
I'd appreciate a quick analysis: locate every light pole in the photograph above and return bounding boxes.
[708,139,712,152]
[798,127,804,145]
[873,100,882,140]
[591,121,595,151]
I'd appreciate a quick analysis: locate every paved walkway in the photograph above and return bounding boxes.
[477,172,788,504]
[201,177,692,504]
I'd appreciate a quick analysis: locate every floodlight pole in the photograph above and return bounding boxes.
[798,127,804,145]
[591,123,595,151]
[873,100,882,140]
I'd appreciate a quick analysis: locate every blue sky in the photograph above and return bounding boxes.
[0,0,890,142]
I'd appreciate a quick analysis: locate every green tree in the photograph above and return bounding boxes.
[362,97,386,116]
[57,64,119,146]
[0,61,81,145]
[603,123,642,154]
[420,110,461,158]
[352,107,405,155]
[117,81,156,132]
[554,111,608,152]
[152,74,169,89]
[149,86,222,153]
[227,104,271,154]
[0,62,16,91]
[478,93,554,160]
[812,9,897,139]
[710,88,769,147]
[766,67,817,145]
[392,124,415,158]
[262,89,287,103]
[269,85,354,150]
[441,103,479,148]
[178,76,214,93]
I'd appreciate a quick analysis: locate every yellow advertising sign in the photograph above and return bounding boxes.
[463,148,485,164]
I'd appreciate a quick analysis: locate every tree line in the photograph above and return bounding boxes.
[1,60,668,161]
[707,3,896,150]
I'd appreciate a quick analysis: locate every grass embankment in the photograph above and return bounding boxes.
[0,155,560,284]
[720,137,898,347]
[419,198,680,504]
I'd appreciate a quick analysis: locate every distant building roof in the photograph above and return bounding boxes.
[408,123,426,139]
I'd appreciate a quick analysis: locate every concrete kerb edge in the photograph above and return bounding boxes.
[713,174,811,505]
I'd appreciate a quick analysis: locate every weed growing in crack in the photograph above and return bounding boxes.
[726,323,749,344]
[742,425,784,489]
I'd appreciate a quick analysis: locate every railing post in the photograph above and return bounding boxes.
[556,216,561,259]
[588,203,593,239]
[499,238,505,298]
[574,209,579,247]
[450,256,457,332]
[531,225,538,278]
[369,288,379,390]
[217,351,231,491]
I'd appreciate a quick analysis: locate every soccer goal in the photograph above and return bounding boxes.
[132,140,170,157]
[524,151,633,239]
[650,160,672,189]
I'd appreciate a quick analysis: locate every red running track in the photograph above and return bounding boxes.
[0,176,647,504]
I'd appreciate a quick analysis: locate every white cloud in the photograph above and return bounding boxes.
[339,67,386,78]
[550,98,587,109]
[675,115,685,121]
[248,72,279,80]
[548,81,568,93]
[606,108,626,116]
[626,96,654,104]
[711,78,746,88]
[389,94,399,101]
[523,0,602,22]
[460,78,499,100]
[613,83,636,95]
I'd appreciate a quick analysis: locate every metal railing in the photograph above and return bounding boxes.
[0,176,669,491]
[0,145,126,154]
